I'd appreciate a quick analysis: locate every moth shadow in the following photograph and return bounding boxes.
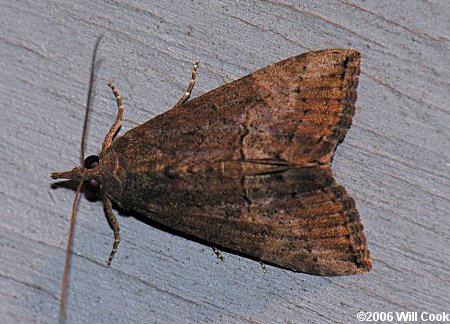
[51,180,101,202]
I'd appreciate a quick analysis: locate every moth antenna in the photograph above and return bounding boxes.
[59,35,103,321]
[80,35,104,164]
[102,82,124,152]
[59,181,83,320]
[175,60,199,106]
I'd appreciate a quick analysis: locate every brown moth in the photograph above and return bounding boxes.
[52,43,371,316]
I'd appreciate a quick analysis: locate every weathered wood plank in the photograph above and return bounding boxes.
[1,0,448,323]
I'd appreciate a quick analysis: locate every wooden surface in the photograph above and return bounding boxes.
[1,1,448,323]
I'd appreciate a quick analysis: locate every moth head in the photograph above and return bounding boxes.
[51,154,102,194]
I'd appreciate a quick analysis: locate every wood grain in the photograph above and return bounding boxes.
[1,0,448,323]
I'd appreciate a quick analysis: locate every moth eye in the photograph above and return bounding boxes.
[83,177,100,193]
[84,155,99,169]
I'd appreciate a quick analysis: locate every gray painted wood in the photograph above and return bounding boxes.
[1,0,448,323]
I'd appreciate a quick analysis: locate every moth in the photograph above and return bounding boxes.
[52,40,371,316]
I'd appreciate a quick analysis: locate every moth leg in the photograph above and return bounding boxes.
[175,60,199,106]
[103,196,121,266]
[213,247,225,262]
[259,261,267,273]
[102,82,124,152]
